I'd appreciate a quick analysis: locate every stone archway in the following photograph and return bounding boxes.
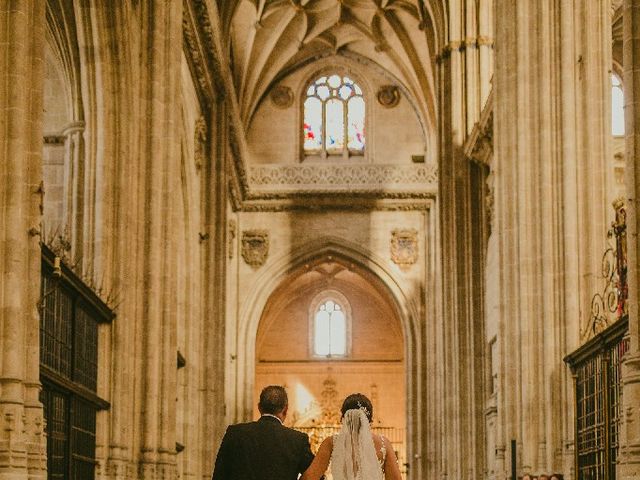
[254,255,406,472]
[231,236,429,479]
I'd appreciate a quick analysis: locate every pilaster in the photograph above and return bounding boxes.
[620,1,640,478]
[0,1,47,479]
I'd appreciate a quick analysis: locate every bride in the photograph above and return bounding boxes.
[301,393,403,480]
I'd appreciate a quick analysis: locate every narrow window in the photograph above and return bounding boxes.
[612,74,624,136]
[314,299,347,356]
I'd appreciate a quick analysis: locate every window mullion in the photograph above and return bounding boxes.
[343,96,348,159]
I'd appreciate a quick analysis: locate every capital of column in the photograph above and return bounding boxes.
[62,120,86,136]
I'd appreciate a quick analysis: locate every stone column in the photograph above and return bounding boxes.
[620,1,640,478]
[493,0,611,477]
[0,1,47,479]
[437,0,494,479]
[138,1,182,479]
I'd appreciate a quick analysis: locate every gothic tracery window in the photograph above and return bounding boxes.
[612,74,624,136]
[303,74,365,158]
[311,293,351,358]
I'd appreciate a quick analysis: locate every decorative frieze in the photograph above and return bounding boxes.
[390,229,419,271]
[241,230,269,268]
[247,164,437,194]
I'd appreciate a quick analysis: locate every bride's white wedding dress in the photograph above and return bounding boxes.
[329,409,386,480]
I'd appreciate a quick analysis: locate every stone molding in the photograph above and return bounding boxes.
[247,164,437,194]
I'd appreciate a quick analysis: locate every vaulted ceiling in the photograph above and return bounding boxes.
[226,0,439,134]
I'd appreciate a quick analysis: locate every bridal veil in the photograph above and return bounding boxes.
[331,409,383,480]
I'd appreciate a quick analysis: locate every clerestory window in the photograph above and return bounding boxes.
[303,74,365,158]
[612,74,624,136]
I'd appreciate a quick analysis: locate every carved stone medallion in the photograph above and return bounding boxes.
[390,229,418,270]
[241,230,269,268]
[377,85,400,108]
[270,85,294,108]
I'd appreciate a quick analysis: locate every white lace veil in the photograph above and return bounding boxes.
[331,408,382,480]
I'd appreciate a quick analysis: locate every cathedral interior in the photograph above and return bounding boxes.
[1,0,640,479]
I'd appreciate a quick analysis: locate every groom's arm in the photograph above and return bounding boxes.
[212,427,234,480]
[298,432,315,474]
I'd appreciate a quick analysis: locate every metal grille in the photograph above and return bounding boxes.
[74,302,99,391]
[39,249,111,480]
[572,332,628,480]
[576,355,606,480]
[40,275,73,378]
[608,337,628,479]
[40,387,69,479]
[71,398,97,479]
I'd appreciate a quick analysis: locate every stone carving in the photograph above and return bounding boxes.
[270,85,294,108]
[241,230,269,268]
[390,229,418,271]
[228,219,237,259]
[194,116,207,170]
[183,0,226,104]
[248,164,438,193]
[377,85,400,108]
[319,376,341,425]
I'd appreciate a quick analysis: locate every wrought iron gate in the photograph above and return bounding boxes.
[565,200,629,480]
[39,245,112,479]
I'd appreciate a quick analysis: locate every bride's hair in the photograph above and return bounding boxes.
[341,393,373,422]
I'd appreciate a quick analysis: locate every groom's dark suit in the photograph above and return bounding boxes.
[212,415,314,480]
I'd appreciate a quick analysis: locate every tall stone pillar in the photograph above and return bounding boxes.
[0,1,46,479]
[138,1,182,479]
[492,0,611,477]
[620,1,640,478]
[437,1,493,479]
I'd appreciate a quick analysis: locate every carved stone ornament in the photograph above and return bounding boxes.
[241,230,269,268]
[270,85,294,108]
[390,229,418,271]
[194,116,207,170]
[377,85,400,108]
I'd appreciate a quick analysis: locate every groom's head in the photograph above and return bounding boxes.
[258,385,288,420]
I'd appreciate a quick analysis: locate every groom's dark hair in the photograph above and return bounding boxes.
[258,385,288,414]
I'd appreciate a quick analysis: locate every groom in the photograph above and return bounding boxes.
[212,385,315,480]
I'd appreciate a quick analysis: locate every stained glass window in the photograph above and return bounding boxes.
[314,299,347,357]
[303,74,365,156]
[612,74,624,136]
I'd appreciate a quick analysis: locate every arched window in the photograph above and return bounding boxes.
[612,74,624,136]
[303,74,365,157]
[309,291,351,358]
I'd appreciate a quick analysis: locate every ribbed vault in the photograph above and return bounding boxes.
[228,0,438,134]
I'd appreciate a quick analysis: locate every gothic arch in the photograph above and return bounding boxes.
[232,235,428,478]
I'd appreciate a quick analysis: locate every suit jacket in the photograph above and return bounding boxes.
[212,415,314,480]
